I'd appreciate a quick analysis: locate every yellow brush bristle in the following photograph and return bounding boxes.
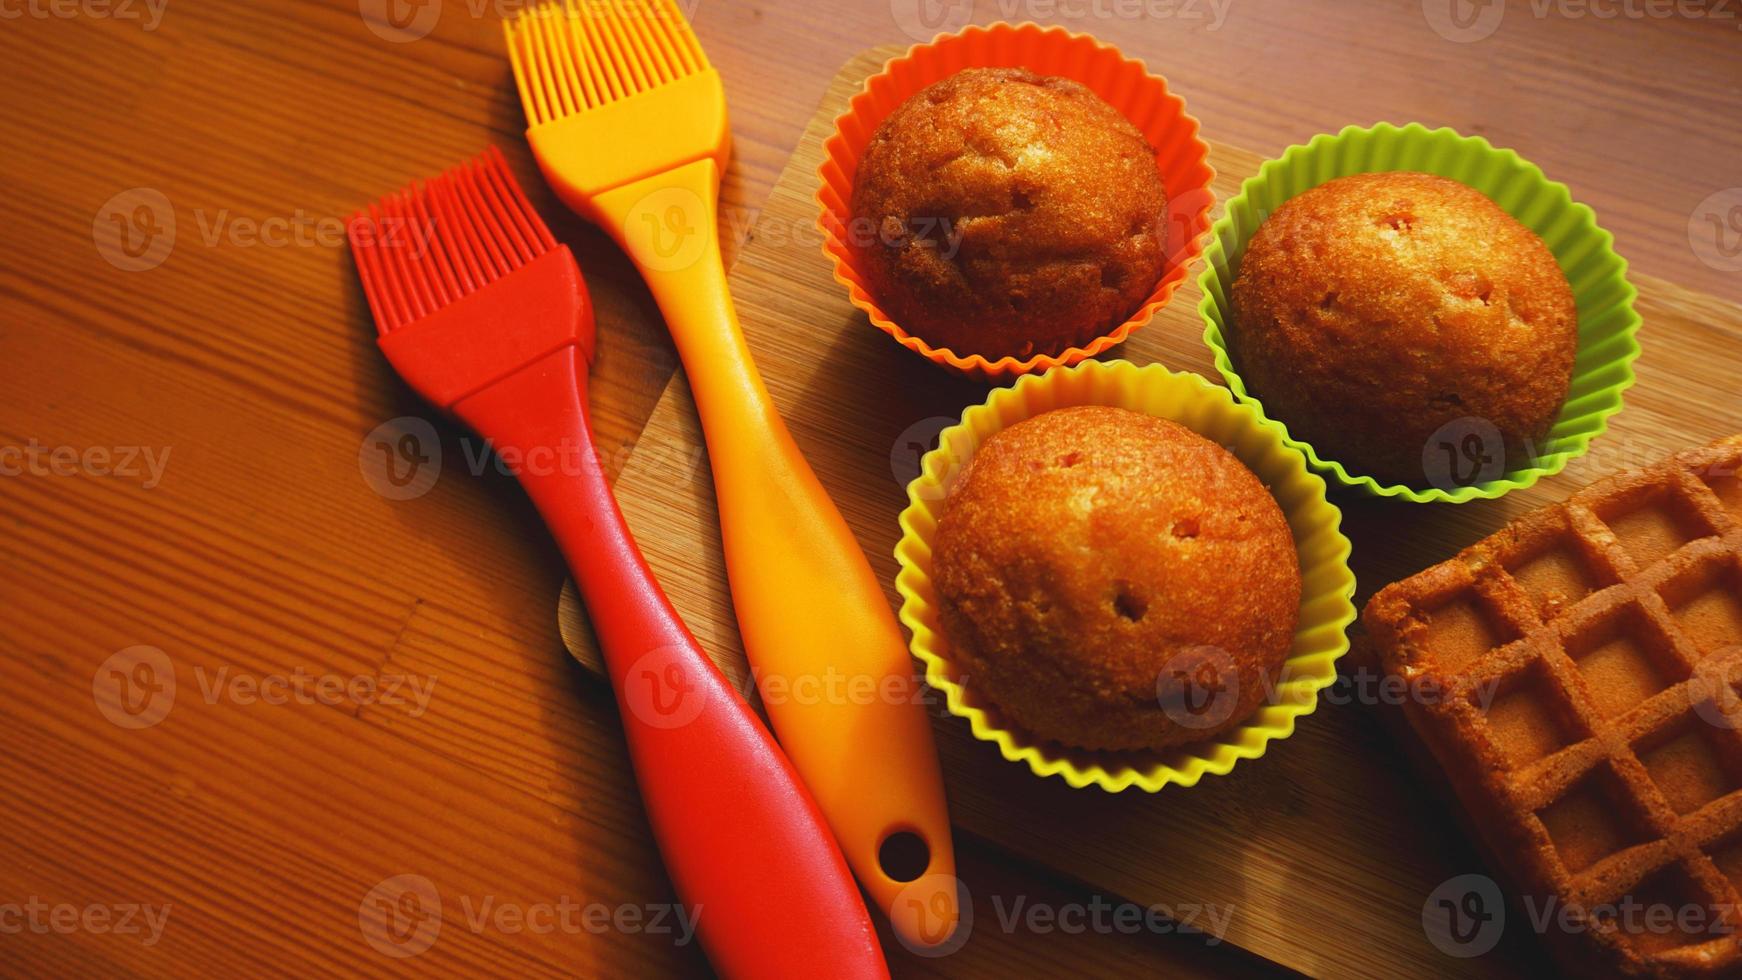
[505,0,708,123]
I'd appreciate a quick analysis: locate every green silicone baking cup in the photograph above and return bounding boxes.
[1198,122,1642,503]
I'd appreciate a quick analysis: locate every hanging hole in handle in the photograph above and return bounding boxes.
[878,828,931,883]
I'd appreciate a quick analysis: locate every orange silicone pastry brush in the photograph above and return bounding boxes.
[503,0,957,947]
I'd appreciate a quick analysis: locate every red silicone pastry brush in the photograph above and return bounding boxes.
[346,148,886,980]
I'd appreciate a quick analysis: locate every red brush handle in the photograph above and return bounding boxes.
[452,346,887,980]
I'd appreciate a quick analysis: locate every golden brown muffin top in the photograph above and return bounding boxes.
[932,406,1302,752]
[848,67,1167,359]
[1230,171,1577,485]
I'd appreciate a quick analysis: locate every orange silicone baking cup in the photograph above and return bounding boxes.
[816,22,1216,380]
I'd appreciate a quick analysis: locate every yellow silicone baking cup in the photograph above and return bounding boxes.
[894,360,1357,791]
[817,22,1215,381]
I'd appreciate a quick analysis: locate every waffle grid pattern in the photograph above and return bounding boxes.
[1368,440,1742,976]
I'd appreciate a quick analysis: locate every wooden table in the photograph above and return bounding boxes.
[2,1,1738,976]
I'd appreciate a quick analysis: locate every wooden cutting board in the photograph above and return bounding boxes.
[558,46,1742,978]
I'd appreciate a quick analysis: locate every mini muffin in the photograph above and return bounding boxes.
[1229,171,1578,485]
[849,67,1168,360]
[931,406,1301,752]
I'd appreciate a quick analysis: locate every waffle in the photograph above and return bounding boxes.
[1366,437,1742,977]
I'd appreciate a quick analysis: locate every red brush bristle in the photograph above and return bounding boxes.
[347,146,557,335]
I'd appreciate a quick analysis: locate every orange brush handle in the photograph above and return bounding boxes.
[589,158,958,948]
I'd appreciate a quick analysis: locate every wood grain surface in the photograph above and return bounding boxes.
[1,0,1737,977]
[558,43,1742,979]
